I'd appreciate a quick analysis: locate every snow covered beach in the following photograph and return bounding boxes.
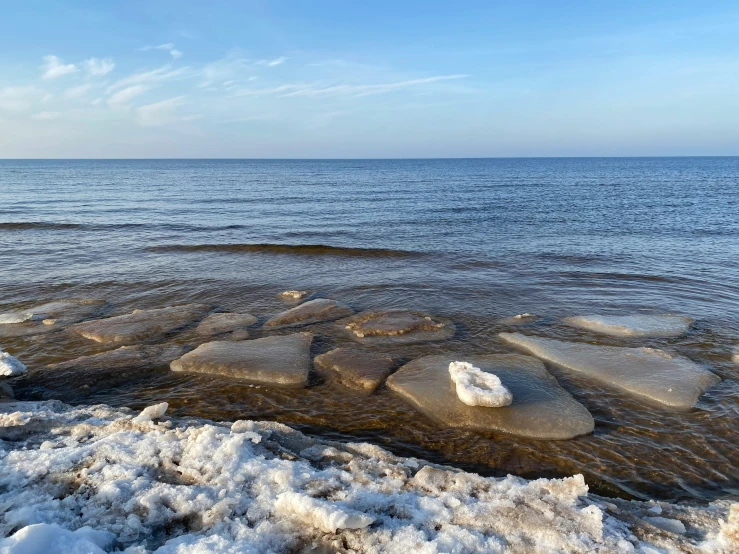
[0,400,737,554]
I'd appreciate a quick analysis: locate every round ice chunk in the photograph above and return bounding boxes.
[563,314,693,338]
[448,361,513,407]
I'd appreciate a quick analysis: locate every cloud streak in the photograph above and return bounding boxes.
[108,85,149,108]
[257,56,287,67]
[136,96,188,126]
[141,43,183,59]
[41,55,78,79]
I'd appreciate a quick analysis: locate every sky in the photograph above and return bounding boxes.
[0,0,738,158]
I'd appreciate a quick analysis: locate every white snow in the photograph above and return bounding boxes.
[0,350,27,377]
[563,314,693,338]
[448,361,513,407]
[0,400,735,554]
[0,523,114,554]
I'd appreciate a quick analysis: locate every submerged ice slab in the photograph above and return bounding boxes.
[387,354,594,439]
[564,314,694,338]
[171,333,312,388]
[449,361,513,407]
[314,346,394,393]
[0,299,105,339]
[499,333,721,409]
[69,304,211,344]
[264,298,354,329]
[339,310,456,345]
[194,312,257,336]
[0,400,735,554]
[0,350,27,377]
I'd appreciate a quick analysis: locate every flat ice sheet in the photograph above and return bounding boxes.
[499,332,720,409]
[171,333,313,388]
[264,299,354,329]
[387,354,594,440]
[563,314,693,338]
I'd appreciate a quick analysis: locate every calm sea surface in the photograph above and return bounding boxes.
[2,158,738,502]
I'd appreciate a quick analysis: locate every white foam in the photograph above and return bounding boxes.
[0,350,27,377]
[564,314,693,338]
[448,361,513,407]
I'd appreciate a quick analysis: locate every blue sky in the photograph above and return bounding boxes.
[1,1,738,157]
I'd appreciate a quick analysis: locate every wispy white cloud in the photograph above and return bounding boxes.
[199,55,249,87]
[0,87,44,112]
[232,75,470,99]
[141,43,183,59]
[31,111,62,120]
[257,56,287,67]
[108,85,149,108]
[84,57,115,77]
[107,65,189,93]
[135,96,190,126]
[66,83,93,99]
[41,55,78,79]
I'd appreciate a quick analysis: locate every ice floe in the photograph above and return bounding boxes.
[339,309,456,345]
[387,354,594,439]
[0,400,735,553]
[499,333,721,409]
[0,350,26,377]
[279,290,308,301]
[0,299,105,339]
[448,361,513,407]
[564,314,694,338]
[264,298,354,329]
[193,312,257,337]
[314,346,394,393]
[69,304,211,344]
[171,333,313,388]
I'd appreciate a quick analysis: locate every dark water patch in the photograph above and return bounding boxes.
[146,243,422,258]
[0,222,84,230]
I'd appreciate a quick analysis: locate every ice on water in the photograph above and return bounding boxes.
[264,298,354,329]
[499,332,720,409]
[171,333,313,388]
[448,361,513,407]
[564,314,693,338]
[0,350,27,377]
[387,354,594,439]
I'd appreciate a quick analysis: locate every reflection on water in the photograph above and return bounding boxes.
[2,157,739,503]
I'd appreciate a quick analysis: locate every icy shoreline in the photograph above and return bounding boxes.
[0,401,736,554]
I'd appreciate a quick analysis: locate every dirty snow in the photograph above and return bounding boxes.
[448,361,513,407]
[0,400,736,553]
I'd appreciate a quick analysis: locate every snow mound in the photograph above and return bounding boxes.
[448,361,513,407]
[0,523,114,554]
[0,350,27,377]
[0,400,735,553]
[564,314,693,338]
[499,332,721,409]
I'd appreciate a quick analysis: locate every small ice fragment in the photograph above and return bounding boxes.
[513,313,533,319]
[646,517,686,534]
[132,402,168,423]
[280,290,308,300]
[647,504,663,515]
[0,313,33,324]
[448,361,513,407]
[732,348,739,364]
[0,350,27,376]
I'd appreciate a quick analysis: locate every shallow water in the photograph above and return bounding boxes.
[2,157,738,503]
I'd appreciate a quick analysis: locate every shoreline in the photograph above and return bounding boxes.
[0,399,737,553]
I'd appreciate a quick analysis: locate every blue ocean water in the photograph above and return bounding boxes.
[1,157,738,502]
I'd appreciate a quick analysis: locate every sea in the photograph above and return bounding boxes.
[1,157,738,503]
